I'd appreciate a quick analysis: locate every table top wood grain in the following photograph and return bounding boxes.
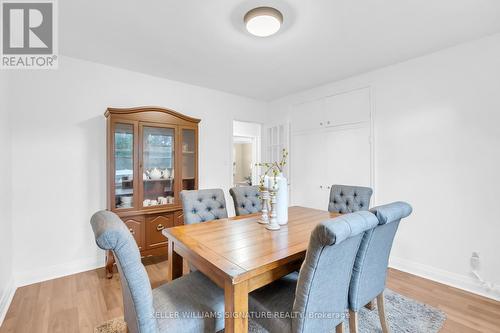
[163,206,340,285]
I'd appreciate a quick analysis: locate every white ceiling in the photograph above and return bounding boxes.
[61,0,500,100]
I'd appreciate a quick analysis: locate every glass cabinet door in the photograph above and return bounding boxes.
[142,126,175,207]
[182,129,196,190]
[114,123,134,209]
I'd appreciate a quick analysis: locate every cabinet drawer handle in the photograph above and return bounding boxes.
[129,228,135,235]
[156,224,165,231]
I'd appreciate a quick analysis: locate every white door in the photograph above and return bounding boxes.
[265,123,289,177]
[324,126,371,188]
[291,131,328,210]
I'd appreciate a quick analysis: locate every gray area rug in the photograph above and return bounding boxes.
[100,290,446,333]
[241,289,446,333]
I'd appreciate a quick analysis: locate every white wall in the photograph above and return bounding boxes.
[0,73,14,324]
[269,34,500,300]
[7,56,267,286]
[233,120,261,138]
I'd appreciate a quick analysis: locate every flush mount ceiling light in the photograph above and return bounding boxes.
[244,7,283,37]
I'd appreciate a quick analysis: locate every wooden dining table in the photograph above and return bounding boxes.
[162,206,341,333]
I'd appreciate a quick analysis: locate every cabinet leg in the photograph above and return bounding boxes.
[105,250,115,279]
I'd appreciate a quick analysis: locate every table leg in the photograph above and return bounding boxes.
[224,280,249,333]
[167,239,183,282]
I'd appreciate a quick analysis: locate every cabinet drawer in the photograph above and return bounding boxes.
[122,216,144,250]
[146,214,173,250]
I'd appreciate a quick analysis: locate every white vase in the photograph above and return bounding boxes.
[265,173,288,225]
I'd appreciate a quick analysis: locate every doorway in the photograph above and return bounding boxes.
[233,121,261,187]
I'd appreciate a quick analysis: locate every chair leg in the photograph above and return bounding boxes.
[377,292,390,333]
[182,260,190,275]
[336,322,344,333]
[364,299,376,310]
[348,310,358,333]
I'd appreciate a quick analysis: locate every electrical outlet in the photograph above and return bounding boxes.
[470,252,480,271]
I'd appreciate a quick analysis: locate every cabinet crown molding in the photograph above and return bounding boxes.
[105,106,201,123]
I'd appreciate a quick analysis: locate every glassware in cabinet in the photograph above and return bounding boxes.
[113,123,134,210]
[181,128,196,190]
[142,126,175,206]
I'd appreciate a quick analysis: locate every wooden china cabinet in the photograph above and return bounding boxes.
[105,106,199,278]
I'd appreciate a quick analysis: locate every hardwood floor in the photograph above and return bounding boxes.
[1,261,499,333]
[387,269,500,332]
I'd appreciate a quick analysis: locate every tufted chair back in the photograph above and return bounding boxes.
[90,210,157,333]
[229,186,262,216]
[348,201,412,312]
[328,184,373,214]
[292,211,378,333]
[180,189,228,224]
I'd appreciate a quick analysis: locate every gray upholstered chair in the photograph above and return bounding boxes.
[90,210,225,333]
[328,185,373,214]
[229,185,262,216]
[348,201,413,333]
[180,188,228,224]
[248,211,379,333]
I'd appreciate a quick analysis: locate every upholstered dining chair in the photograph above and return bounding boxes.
[180,188,228,272]
[229,185,262,216]
[248,211,379,333]
[348,201,413,333]
[328,185,373,214]
[180,188,228,224]
[90,210,225,333]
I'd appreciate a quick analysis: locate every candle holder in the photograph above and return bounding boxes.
[258,188,270,225]
[266,186,281,231]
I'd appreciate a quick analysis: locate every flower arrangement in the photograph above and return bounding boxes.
[255,148,289,189]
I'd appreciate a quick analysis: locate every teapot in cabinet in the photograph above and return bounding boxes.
[147,168,162,180]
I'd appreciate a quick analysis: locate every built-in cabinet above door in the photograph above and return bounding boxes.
[324,88,371,126]
[289,98,324,132]
[291,87,371,132]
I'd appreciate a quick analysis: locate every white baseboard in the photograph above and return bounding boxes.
[0,277,16,327]
[389,256,500,302]
[15,257,104,288]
